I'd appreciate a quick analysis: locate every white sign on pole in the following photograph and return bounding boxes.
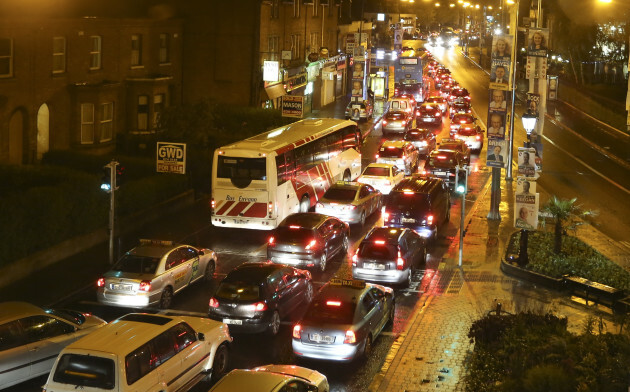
[157,142,186,174]
[263,61,279,82]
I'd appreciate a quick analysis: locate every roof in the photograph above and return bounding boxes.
[365,162,397,169]
[329,181,361,191]
[0,301,45,323]
[380,140,406,148]
[211,369,287,391]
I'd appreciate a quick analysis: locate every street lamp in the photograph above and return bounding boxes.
[521,112,538,135]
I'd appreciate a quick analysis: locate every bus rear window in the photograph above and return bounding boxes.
[217,156,267,189]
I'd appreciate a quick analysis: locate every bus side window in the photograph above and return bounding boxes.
[312,138,328,166]
[295,144,313,172]
[326,131,343,158]
[342,126,358,151]
[285,150,296,180]
[276,154,287,185]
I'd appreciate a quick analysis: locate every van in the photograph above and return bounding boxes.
[382,176,451,242]
[42,313,232,392]
[389,96,415,114]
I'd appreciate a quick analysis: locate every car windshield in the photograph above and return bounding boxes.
[215,281,262,301]
[113,254,160,274]
[359,242,397,259]
[427,98,443,104]
[303,299,354,324]
[379,147,404,158]
[53,354,115,389]
[324,188,357,201]
[362,166,390,177]
[387,192,429,212]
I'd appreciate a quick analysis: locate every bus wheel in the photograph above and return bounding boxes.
[299,195,310,213]
[343,170,352,182]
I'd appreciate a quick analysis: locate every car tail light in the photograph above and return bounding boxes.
[97,278,105,287]
[476,135,481,140]
[316,203,324,209]
[209,297,219,308]
[460,120,466,124]
[352,251,358,265]
[427,215,434,225]
[375,154,379,159]
[326,300,342,306]
[251,302,267,311]
[139,280,151,292]
[344,330,357,344]
[293,324,302,339]
[402,120,407,125]
[305,239,318,250]
[268,236,275,247]
[435,112,440,117]
[289,225,301,229]
[396,250,405,270]
[420,169,427,175]
[382,120,388,125]
[382,211,390,221]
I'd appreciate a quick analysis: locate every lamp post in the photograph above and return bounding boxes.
[521,111,538,143]
[505,0,519,181]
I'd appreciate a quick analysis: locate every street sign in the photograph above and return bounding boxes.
[281,95,304,118]
[157,142,186,174]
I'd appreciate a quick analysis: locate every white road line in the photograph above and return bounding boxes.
[558,100,630,139]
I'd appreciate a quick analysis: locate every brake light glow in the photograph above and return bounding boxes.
[387,146,396,149]
[382,120,388,125]
[305,239,318,250]
[139,280,151,292]
[293,324,302,339]
[344,330,357,344]
[437,155,447,160]
[268,202,274,214]
[374,240,386,245]
[460,120,466,124]
[375,154,379,159]
[352,252,358,265]
[97,278,105,287]
[396,250,405,270]
[210,198,215,212]
[289,225,301,229]
[326,300,342,307]
[252,302,267,311]
[427,215,434,225]
[268,236,275,246]
[435,112,440,117]
[475,135,481,140]
[209,297,219,308]
[383,211,390,221]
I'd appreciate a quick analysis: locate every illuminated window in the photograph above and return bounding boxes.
[81,103,95,144]
[52,37,66,74]
[293,0,300,17]
[291,34,301,60]
[153,94,164,129]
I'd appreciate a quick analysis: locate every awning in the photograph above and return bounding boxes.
[264,84,287,101]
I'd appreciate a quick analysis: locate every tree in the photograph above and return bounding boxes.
[540,196,597,254]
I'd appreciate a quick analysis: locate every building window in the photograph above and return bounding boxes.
[52,37,66,74]
[153,94,164,129]
[271,0,279,19]
[80,103,95,144]
[268,36,279,61]
[291,34,301,60]
[131,34,143,67]
[137,95,149,132]
[100,102,114,142]
[159,33,170,64]
[293,0,300,17]
[310,32,319,53]
[0,38,13,77]
[312,0,319,17]
[89,36,101,70]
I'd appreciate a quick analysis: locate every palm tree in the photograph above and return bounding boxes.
[541,196,597,254]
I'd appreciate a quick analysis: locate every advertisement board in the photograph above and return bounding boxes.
[157,142,186,174]
[282,95,304,118]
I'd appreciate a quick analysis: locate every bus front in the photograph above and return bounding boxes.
[211,151,277,230]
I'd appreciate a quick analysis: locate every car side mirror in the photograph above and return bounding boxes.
[197,332,205,341]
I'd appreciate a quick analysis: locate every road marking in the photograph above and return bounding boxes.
[557,100,630,139]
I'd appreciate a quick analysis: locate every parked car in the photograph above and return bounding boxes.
[292,279,395,362]
[403,128,437,156]
[0,302,107,390]
[208,262,313,335]
[382,176,451,241]
[345,100,374,122]
[357,163,405,195]
[208,364,329,392]
[416,103,443,126]
[96,239,217,309]
[382,110,413,135]
[424,149,468,187]
[352,226,427,287]
[315,181,383,226]
[43,313,231,392]
[376,140,420,175]
[266,213,350,272]
[454,123,484,153]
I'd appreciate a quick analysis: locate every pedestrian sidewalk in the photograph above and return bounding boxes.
[369,172,630,391]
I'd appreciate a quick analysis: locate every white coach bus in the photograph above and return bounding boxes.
[211,118,362,230]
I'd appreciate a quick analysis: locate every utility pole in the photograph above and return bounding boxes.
[101,160,119,265]
[456,165,469,267]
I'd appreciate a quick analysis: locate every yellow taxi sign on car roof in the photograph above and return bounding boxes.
[330,278,366,289]
[139,239,174,246]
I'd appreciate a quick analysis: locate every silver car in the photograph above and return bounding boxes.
[376,140,420,175]
[315,181,383,226]
[96,239,217,309]
[0,302,106,390]
[209,365,329,392]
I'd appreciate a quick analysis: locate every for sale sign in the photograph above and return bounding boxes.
[282,95,304,118]
[157,142,186,174]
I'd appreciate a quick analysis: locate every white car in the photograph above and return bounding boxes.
[375,140,420,176]
[357,163,405,195]
[0,302,106,390]
[208,364,329,392]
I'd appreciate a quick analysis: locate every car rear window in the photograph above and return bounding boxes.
[303,299,354,324]
[274,226,317,242]
[386,192,429,212]
[458,128,477,136]
[113,255,160,274]
[363,166,390,177]
[324,187,357,201]
[440,143,462,152]
[379,147,403,158]
[429,153,457,166]
[358,242,397,259]
[53,354,115,390]
[215,281,261,301]
[386,112,406,120]
[452,115,473,123]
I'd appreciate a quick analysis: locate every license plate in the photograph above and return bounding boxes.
[310,333,334,343]
[402,218,416,223]
[223,318,243,325]
[234,219,249,224]
[364,262,386,270]
[112,284,131,291]
[434,171,445,175]
[423,118,432,122]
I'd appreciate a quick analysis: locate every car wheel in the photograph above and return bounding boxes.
[388,299,396,325]
[299,195,310,213]
[159,287,173,309]
[304,282,314,303]
[204,260,216,282]
[267,310,281,336]
[210,344,229,381]
[341,234,349,256]
[359,211,366,227]
[362,335,373,358]
[319,253,327,272]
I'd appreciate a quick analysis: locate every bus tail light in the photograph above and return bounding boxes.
[210,198,215,213]
[268,201,274,215]
[344,330,356,344]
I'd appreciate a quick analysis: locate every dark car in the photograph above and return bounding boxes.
[448,87,471,105]
[292,279,394,362]
[450,113,476,135]
[267,213,350,272]
[416,103,442,126]
[449,101,472,119]
[382,176,451,242]
[424,149,467,187]
[208,262,313,335]
[439,138,471,164]
[440,82,454,98]
[352,227,427,287]
[403,128,437,156]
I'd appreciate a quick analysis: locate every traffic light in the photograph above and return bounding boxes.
[101,165,112,192]
[115,165,124,187]
[456,183,466,194]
